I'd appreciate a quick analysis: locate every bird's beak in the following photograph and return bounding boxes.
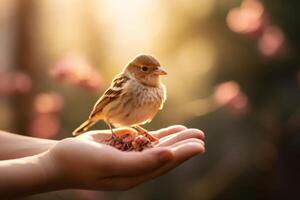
[154,67,167,75]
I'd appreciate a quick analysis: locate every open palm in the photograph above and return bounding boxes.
[48,125,205,190]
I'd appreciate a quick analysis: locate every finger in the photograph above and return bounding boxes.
[156,129,205,147]
[159,128,205,143]
[108,147,174,177]
[134,142,204,181]
[106,142,204,190]
[151,125,187,138]
[166,138,205,149]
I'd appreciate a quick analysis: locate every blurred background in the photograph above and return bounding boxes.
[0,0,299,199]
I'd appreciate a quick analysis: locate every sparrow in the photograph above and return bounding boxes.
[72,54,167,141]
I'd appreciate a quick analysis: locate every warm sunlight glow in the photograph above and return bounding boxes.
[93,0,165,61]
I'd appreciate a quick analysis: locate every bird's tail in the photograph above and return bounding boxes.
[72,119,96,136]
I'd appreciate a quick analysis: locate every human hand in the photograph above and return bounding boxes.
[41,125,205,191]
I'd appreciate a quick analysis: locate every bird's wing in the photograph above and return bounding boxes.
[89,74,130,118]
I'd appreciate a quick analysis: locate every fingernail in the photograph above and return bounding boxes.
[158,151,173,163]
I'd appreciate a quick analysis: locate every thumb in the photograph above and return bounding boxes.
[110,147,174,176]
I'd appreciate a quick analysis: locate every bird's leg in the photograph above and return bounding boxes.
[105,122,137,141]
[106,121,118,140]
[133,125,158,142]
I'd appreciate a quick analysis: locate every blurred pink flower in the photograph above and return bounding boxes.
[213,81,249,115]
[14,72,32,94]
[214,81,240,106]
[227,0,286,58]
[50,54,103,92]
[33,92,64,114]
[226,0,265,36]
[29,92,64,139]
[258,25,285,57]
[227,93,249,115]
[0,70,32,96]
[28,115,60,139]
[0,71,13,96]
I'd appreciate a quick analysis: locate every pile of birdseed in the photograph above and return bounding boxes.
[104,133,154,151]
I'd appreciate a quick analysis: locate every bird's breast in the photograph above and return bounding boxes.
[106,81,166,127]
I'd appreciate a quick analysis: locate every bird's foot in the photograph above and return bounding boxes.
[133,126,159,142]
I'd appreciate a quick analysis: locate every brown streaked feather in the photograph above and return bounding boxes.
[113,75,130,87]
[89,74,129,118]
[72,119,96,136]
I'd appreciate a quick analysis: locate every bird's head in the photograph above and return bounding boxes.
[124,54,167,87]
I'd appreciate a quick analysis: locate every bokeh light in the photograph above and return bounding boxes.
[50,53,103,92]
[0,70,32,96]
[34,92,64,114]
[258,25,285,57]
[29,92,64,139]
[213,81,249,115]
[226,0,265,36]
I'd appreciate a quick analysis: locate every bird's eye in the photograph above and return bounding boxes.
[141,66,149,72]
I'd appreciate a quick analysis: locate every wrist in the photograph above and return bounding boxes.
[37,151,66,192]
[0,131,59,160]
[0,152,64,198]
[30,139,58,156]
